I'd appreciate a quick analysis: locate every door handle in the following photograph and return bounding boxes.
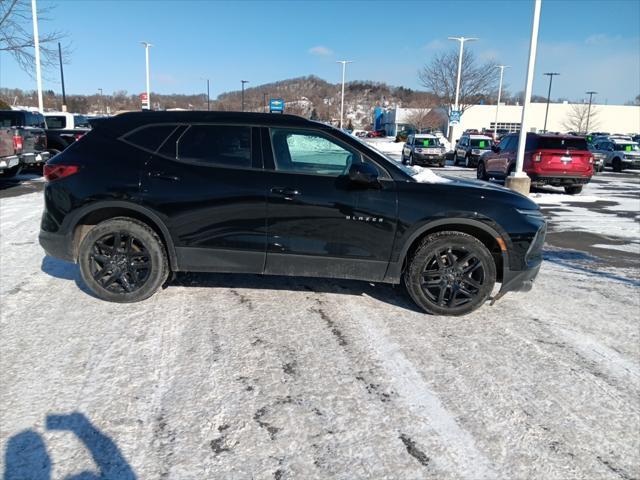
[148,171,180,182]
[271,187,300,196]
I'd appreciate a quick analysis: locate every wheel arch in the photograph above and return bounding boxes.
[66,201,178,270]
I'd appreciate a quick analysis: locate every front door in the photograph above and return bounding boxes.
[261,127,397,282]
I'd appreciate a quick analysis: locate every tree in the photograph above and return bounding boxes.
[0,0,67,75]
[346,119,354,131]
[562,103,599,133]
[0,98,10,109]
[404,108,446,132]
[418,49,499,113]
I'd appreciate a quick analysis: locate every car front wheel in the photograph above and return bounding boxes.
[477,161,488,180]
[404,231,496,316]
[78,217,169,303]
[564,185,583,195]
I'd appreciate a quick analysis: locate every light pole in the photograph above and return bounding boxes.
[141,42,152,110]
[263,92,268,113]
[98,88,103,114]
[58,42,67,112]
[31,0,44,112]
[506,0,542,196]
[543,72,559,132]
[337,60,353,129]
[241,80,249,111]
[585,91,597,133]
[493,65,510,139]
[447,36,477,142]
[206,79,210,111]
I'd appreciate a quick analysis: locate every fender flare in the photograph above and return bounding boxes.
[63,200,178,270]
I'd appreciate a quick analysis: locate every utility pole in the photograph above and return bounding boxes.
[141,42,152,110]
[543,72,559,132]
[447,36,478,142]
[263,92,267,113]
[493,65,510,140]
[58,42,67,112]
[241,80,249,111]
[585,91,597,133]
[98,88,103,115]
[206,79,210,111]
[506,0,542,196]
[31,0,44,112]
[336,60,353,129]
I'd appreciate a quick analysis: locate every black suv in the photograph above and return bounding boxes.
[39,112,545,316]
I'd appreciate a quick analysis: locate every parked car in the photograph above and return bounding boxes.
[454,134,494,167]
[588,143,606,173]
[0,125,21,177]
[39,111,545,316]
[0,110,50,169]
[591,137,640,172]
[367,130,386,138]
[401,134,446,167]
[44,112,91,156]
[477,133,594,194]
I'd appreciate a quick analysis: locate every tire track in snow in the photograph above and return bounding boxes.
[346,294,497,480]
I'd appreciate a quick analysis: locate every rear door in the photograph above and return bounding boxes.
[534,137,592,176]
[262,127,397,282]
[139,123,267,273]
[486,136,511,176]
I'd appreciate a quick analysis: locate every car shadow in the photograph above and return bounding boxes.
[39,255,423,313]
[3,412,136,480]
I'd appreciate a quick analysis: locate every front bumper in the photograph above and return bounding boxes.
[413,152,445,165]
[21,151,50,165]
[528,174,591,187]
[0,156,20,171]
[39,229,75,263]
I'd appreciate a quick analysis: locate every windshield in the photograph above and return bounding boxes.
[614,143,639,152]
[415,137,441,147]
[470,139,492,149]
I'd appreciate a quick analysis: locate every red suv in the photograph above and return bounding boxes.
[477,133,594,194]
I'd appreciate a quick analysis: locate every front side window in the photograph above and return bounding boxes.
[178,125,251,168]
[270,128,360,176]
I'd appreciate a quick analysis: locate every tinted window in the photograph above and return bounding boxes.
[157,125,188,158]
[73,115,91,128]
[0,112,20,127]
[536,137,588,150]
[271,128,360,176]
[46,116,67,129]
[501,136,515,152]
[124,125,177,152]
[178,125,251,168]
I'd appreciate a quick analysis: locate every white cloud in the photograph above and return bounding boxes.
[308,46,333,56]
[423,39,445,50]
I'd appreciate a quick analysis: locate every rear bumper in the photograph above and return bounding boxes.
[21,151,50,165]
[0,156,20,170]
[528,174,591,186]
[39,229,75,263]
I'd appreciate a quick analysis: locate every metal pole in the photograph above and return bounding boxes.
[336,60,352,129]
[447,36,477,142]
[543,72,559,132]
[585,91,597,133]
[514,0,542,177]
[493,65,509,139]
[31,0,44,112]
[207,79,210,111]
[58,42,67,112]
[141,42,152,110]
[241,80,248,111]
[98,88,103,114]
[263,92,266,113]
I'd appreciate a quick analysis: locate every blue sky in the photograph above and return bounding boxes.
[1,0,639,104]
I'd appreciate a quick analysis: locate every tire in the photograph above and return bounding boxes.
[477,161,488,180]
[404,231,496,316]
[408,154,414,166]
[401,154,406,165]
[464,155,470,168]
[612,158,623,172]
[78,217,169,303]
[564,185,583,195]
[0,165,22,178]
[439,160,445,168]
[453,152,459,165]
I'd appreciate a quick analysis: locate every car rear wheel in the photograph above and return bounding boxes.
[408,154,414,166]
[464,155,470,168]
[564,185,583,195]
[78,217,169,303]
[404,231,496,316]
[477,161,488,180]
[612,158,623,172]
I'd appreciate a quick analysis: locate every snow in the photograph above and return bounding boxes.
[1,184,639,479]
[409,166,453,184]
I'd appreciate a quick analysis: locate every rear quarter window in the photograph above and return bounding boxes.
[46,116,67,129]
[122,125,178,152]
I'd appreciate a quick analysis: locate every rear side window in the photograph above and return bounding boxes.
[123,125,177,152]
[46,116,67,129]
[177,125,251,168]
[536,137,588,150]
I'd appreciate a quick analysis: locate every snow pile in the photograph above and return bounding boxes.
[363,138,404,156]
[410,166,453,184]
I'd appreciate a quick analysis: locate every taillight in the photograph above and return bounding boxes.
[13,134,23,153]
[74,132,85,141]
[533,151,542,162]
[43,164,79,182]
[588,155,594,164]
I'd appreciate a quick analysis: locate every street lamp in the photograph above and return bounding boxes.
[31,0,44,112]
[493,65,510,140]
[141,42,153,110]
[241,80,249,111]
[98,88,103,115]
[336,60,353,129]
[447,36,478,142]
[206,79,210,111]
[585,91,597,133]
[543,72,559,132]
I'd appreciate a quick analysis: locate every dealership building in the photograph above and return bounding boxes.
[375,103,640,138]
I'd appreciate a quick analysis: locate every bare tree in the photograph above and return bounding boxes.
[0,0,67,75]
[404,108,447,132]
[562,103,599,133]
[418,49,499,113]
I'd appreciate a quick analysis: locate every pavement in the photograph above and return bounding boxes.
[1,163,639,479]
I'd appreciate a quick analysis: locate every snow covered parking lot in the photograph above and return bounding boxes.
[1,170,639,479]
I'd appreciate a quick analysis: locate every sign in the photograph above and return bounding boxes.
[449,110,461,125]
[140,92,149,110]
[270,98,284,113]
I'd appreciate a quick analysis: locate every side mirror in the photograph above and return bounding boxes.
[491,145,501,153]
[348,163,379,186]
